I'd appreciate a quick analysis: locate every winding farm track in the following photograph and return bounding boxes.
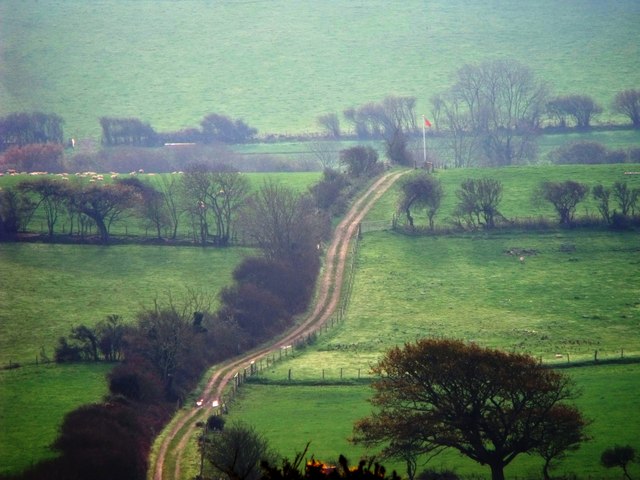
[149,169,408,480]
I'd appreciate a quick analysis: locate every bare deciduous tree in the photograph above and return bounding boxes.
[241,180,328,263]
[436,59,548,166]
[307,140,340,170]
[546,94,602,128]
[613,89,640,128]
[316,112,341,138]
[181,163,249,246]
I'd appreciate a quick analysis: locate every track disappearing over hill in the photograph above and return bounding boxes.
[149,169,408,480]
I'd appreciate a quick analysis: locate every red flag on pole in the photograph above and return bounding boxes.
[424,118,432,128]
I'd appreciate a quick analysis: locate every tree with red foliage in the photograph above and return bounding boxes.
[2,143,65,172]
[218,282,289,340]
[233,257,315,315]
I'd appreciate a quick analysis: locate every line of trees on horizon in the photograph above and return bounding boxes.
[0,59,638,166]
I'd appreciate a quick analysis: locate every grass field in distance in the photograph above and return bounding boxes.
[1,1,638,139]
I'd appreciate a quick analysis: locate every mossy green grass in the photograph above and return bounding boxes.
[223,227,640,478]
[0,363,113,475]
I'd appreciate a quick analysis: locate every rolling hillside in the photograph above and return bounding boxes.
[1,0,639,140]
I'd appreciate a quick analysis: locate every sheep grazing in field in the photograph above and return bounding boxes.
[519,256,525,264]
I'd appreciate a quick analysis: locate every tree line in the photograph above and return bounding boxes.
[396,171,640,232]
[1,58,639,170]
[0,146,383,244]
[0,112,257,152]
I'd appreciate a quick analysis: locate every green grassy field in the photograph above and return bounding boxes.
[364,163,640,224]
[226,364,640,479]
[0,363,113,475]
[1,1,638,140]
[221,228,640,479]
[2,164,640,477]
[0,243,252,366]
[0,243,250,475]
[0,169,324,476]
[215,164,640,479]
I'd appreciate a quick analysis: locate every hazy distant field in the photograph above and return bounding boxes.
[1,0,639,140]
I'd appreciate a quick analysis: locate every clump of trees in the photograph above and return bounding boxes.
[98,113,257,147]
[536,180,589,225]
[201,421,277,480]
[548,141,639,165]
[1,143,65,173]
[352,338,589,480]
[344,96,417,166]
[546,94,602,129]
[431,59,548,167]
[339,146,383,178]
[613,89,640,128]
[396,171,443,230]
[592,181,640,227]
[55,315,126,363]
[453,177,504,229]
[0,112,64,152]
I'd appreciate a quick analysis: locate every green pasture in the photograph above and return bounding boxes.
[225,363,640,479]
[0,363,113,475]
[0,243,252,366]
[1,1,638,140]
[0,242,251,475]
[250,229,640,376]
[220,226,640,479]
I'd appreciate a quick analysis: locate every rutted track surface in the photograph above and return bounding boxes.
[150,169,407,480]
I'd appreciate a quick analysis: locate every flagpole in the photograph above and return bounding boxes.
[422,115,427,169]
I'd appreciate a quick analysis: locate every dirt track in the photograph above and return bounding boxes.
[149,169,408,480]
